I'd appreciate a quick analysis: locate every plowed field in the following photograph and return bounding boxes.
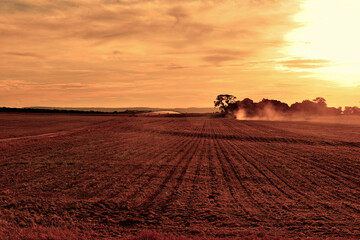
[1,113,360,239]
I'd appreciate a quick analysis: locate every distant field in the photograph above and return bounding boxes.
[0,113,359,239]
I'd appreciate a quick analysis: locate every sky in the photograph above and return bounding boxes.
[1,0,359,108]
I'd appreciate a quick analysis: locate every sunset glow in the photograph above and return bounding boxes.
[285,0,360,86]
[1,2,360,238]
[0,0,359,108]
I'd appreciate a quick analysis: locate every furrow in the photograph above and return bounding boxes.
[138,129,202,209]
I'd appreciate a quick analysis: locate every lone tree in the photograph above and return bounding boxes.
[214,94,237,113]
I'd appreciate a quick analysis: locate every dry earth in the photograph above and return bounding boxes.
[0,113,359,239]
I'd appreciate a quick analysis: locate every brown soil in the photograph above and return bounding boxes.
[0,114,359,239]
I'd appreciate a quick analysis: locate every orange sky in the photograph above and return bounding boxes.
[1,0,359,108]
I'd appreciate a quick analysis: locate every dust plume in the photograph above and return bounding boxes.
[231,98,290,121]
[218,96,360,122]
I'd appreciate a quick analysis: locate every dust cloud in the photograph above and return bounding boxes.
[229,97,360,124]
[234,104,287,121]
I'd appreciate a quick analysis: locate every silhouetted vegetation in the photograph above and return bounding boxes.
[289,97,342,116]
[0,107,215,118]
[215,95,359,118]
[214,94,237,113]
[231,98,291,119]
[343,106,360,115]
[0,107,150,115]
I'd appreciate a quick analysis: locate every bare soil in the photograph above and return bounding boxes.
[0,113,359,239]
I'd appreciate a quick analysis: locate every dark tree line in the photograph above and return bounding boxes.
[0,107,146,114]
[343,106,360,115]
[214,94,359,117]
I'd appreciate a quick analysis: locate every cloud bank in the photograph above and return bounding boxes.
[1,0,358,107]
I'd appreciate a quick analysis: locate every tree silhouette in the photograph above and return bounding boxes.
[313,97,327,107]
[214,94,237,113]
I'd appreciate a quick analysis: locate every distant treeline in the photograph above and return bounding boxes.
[215,95,360,119]
[0,107,212,117]
[0,107,150,114]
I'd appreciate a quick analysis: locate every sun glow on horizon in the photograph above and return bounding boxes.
[285,0,360,87]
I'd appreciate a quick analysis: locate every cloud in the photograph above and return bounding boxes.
[0,0,34,13]
[0,80,91,90]
[168,6,188,23]
[280,58,334,69]
[0,0,76,13]
[158,63,188,70]
[202,49,251,65]
[3,51,42,58]
[8,0,352,108]
[202,55,237,65]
